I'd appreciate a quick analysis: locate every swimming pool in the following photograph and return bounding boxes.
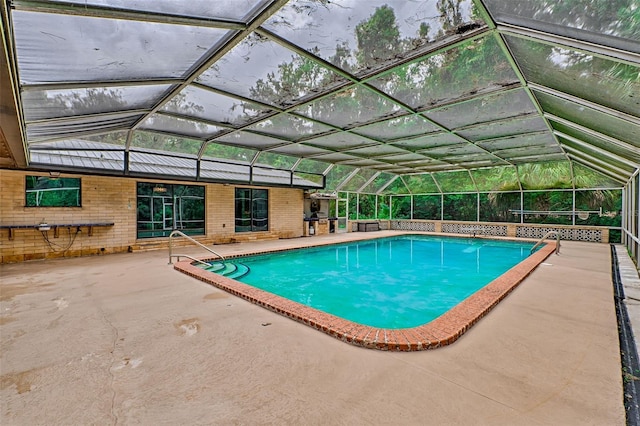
[220,236,534,328]
[175,234,557,351]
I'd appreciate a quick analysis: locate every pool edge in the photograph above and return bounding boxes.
[174,242,557,351]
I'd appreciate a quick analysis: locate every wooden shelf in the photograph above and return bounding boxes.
[0,222,114,240]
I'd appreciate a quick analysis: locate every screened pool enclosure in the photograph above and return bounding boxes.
[0,0,638,264]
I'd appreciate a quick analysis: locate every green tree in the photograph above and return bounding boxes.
[443,194,477,221]
[355,5,401,70]
[391,195,411,219]
[358,194,377,219]
[435,0,467,36]
[413,195,442,220]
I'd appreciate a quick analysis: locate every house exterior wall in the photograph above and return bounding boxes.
[0,169,304,263]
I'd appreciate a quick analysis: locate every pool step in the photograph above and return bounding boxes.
[205,261,227,273]
[216,263,238,276]
[226,263,250,280]
[205,262,250,280]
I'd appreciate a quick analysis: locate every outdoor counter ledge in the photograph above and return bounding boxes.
[174,242,557,351]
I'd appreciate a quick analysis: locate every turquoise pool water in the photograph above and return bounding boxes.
[222,235,535,329]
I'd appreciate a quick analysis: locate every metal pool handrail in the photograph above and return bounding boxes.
[531,231,560,255]
[168,230,225,265]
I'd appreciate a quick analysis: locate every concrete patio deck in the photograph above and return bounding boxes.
[0,233,627,425]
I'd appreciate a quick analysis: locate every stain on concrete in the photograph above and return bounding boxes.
[46,315,63,330]
[203,292,228,300]
[0,316,16,325]
[0,283,55,301]
[112,357,143,371]
[175,318,200,336]
[52,297,69,310]
[0,368,40,394]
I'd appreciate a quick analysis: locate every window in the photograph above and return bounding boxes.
[235,188,268,232]
[25,176,81,207]
[137,182,205,238]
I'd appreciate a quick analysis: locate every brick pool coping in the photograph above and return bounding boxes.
[174,241,557,351]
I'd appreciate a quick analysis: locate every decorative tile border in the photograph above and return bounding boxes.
[441,222,508,236]
[516,226,603,242]
[174,241,557,351]
[389,220,606,242]
[391,220,435,232]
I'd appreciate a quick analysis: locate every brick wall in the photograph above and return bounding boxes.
[199,184,303,244]
[269,187,302,239]
[0,170,304,263]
